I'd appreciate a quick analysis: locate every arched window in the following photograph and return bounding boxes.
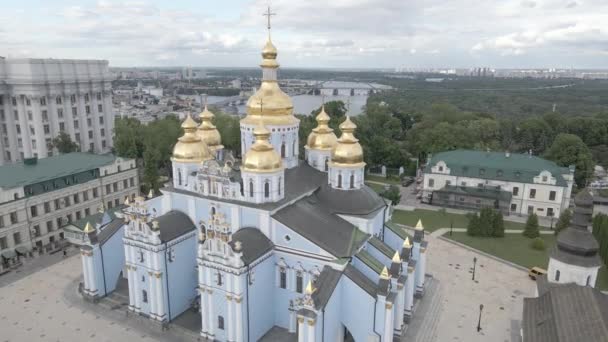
[278,177,282,196]
[555,270,560,281]
[325,158,329,172]
[292,141,296,156]
[281,143,286,158]
[264,181,270,198]
[142,290,148,303]
[249,180,254,197]
[239,179,244,196]
[218,316,224,330]
[350,174,355,189]
[338,174,342,188]
[177,170,182,185]
[211,207,216,216]
[586,275,591,286]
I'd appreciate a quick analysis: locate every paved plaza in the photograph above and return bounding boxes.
[0,230,533,342]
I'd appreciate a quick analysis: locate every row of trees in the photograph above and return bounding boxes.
[466,207,505,237]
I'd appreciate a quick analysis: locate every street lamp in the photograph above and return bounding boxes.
[477,304,484,332]
[450,219,454,236]
[472,256,477,281]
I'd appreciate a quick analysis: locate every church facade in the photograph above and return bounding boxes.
[78,25,429,342]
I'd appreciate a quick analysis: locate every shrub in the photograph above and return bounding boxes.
[530,237,546,251]
[380,185,401,205]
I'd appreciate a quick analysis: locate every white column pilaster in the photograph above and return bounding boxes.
[156,275,165,320]
[207,289,215,339]
[148,272,157,318]
[200,287,208,336]
[235,298,243,342]
[227,296,234,341]
[127,266,135,309]
[297,317,305,342]
[307,320,315,342]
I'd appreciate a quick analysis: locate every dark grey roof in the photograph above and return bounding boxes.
[311,266,342,310]
[343,264,377,297]
[315,182,386,216]
[156,210,196,242]
[163,162,325,212]
[229,228,273,265]
[272,195,369,258]
[97,219,125,246]
[522,283,608,342]
[552,190,602,268]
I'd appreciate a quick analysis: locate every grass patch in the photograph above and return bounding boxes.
[446,232,556,269]
[596,266,608,291]
[365,182,387,194]
[366,174,401,185]
[391,208,527,232]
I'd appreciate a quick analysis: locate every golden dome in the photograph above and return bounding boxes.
[306,105,337,150]
[242,122,283,173]
[242,36,298,126]
[262,38,278,60]
[172,113,213,163]
[197,104,223,151]
[330,116,365,167]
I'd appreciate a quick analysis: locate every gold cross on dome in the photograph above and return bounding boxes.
[263,6,276,30]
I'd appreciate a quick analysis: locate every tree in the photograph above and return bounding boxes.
[554,209,572,235]
[478,207,495,237]
[466,212,481,236]
[113,117,143,158]
[545,133,594,188]
[380,185,401,205]
[213,112,241,156]
[517,117,553,154]
[49,131,79,154]
[142,148,161,194]
[492,211,505,237]
[523,213,540,238]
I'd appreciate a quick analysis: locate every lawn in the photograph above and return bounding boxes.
[391,208,526,232]
[447,232,556,269]
[446,232,608,290]
[366,174,401,185]
[365,182,387,194]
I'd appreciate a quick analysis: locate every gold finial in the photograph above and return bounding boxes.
[148,189,154,199]
[403,237,411,248]
[392,251,401,263]
[305,280,316,295]
[380,266,390,279]
[83,222,95,234]
[415,219,424,231]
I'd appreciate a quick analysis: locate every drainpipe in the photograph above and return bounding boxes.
[164,242,172,321]
[322,307,325,342]
[246,264,251,342]
[99,243,108,296]
[372,296,381,342]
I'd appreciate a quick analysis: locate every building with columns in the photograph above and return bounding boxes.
[78,23,430,342]
[0,58,115,165]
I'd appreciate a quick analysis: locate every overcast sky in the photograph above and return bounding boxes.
[1,0,607,69]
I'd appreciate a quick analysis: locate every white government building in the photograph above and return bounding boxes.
[0,58,114,165]
[422,150,575,217]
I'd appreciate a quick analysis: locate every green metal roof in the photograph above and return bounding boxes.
[355,249,384,274]
[0,153,116,189]
[424,150,571,186]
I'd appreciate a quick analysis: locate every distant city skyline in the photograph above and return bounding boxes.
[2,0,607,69]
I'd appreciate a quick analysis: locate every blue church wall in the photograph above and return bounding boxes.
[166,234,198,320]
[339,277,378,341]
[317,285,342,342]
[169,193,189,216]
[351,257,380,283]
[240,207,259,228]
[384,227,404,254]
[212,290,227,341]
[247,254,275,341]
[99,225,126,296]
[135,267,151,315]
[91,249,105,297]
[272,251,328,329]
[370,209,386,237]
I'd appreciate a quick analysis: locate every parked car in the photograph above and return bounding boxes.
[401,177,415,187]
[528,267,547,280]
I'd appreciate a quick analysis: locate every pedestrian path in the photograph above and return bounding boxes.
[402,276,444,342]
